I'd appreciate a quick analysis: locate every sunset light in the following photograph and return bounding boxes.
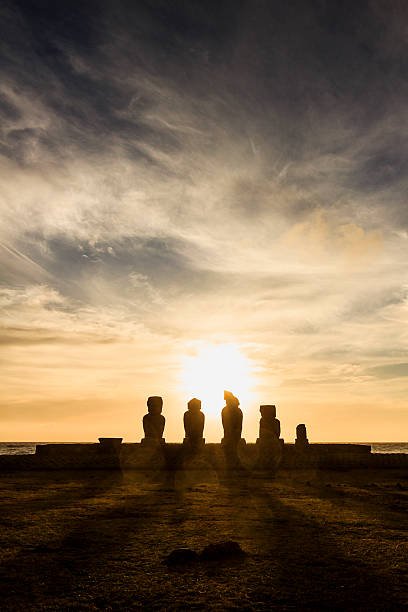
[1,2,408,444]
[180,344,255,418]
[2,3,408,610]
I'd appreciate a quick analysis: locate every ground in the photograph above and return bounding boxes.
[0,467,407,610]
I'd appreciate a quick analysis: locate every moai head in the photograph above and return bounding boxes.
[147,396,163,415]
[296,423,307,440]
[224,390,239,408]
[187,397,201,412]
[260,405,276,420]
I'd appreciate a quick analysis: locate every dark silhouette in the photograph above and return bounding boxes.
[163,547,200,566]
[142,396,165,444]
[164,541,246,565]
[256,405,283,471]
[221,391,244,468]
[295,423,309,448]
[259,405,280,440]
[221,391,243,443]
[183,398,205,445]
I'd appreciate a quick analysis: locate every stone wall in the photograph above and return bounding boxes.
[282,443,373,469]
[1,440,407,471]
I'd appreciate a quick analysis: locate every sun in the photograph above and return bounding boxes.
[180,343,255,417]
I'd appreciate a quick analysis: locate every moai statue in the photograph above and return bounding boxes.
[221,391,243,444]
[183,398,205,446]
[221,391,244,468]
[259,405,281,441]
[256,404,284,471]
[295,423,309,448]
[141,396,165,444]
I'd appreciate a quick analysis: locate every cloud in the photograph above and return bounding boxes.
[364,363,408,379]
[0,285,153,345]
[1,1,408,438]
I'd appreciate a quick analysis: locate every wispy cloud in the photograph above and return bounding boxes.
[1,1,408,439]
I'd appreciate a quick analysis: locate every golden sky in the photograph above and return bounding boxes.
[1,2,408,441]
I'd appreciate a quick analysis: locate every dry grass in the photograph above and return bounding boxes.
[0,467,407,610]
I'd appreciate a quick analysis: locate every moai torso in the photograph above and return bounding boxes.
[222,403,243,442]
[143,413,165,439]
[143,396,165,441]
[184,398,205,442]
[256,404,283,470]
[259,405,280,440]
[221,392,243,468]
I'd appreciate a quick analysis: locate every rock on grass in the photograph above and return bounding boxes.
[163,548,200,566]
[163,541,247,566]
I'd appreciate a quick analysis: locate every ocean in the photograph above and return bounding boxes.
[0,442,407,455]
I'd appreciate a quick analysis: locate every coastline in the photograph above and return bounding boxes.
[1,441,408,455]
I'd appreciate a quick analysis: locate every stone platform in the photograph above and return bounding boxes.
[0,440,407,471]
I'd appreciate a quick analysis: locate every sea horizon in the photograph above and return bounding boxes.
[1,441,407,455]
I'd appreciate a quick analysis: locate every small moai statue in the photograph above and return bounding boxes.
[183,398,205,446]
[141,396,165,444]
[256,404,284,471]
[295,423,309,449]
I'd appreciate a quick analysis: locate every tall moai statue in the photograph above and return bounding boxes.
[256,404,284,470]
[295,423,309,449]
[221,391,243,444]
[183,398,205,446]
[141,396,165,445]
[221,391,244,467]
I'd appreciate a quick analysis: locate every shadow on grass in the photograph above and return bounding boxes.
[0,467,405,610]
[220,469,405,610]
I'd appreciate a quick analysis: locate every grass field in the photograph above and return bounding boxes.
[0,467,407,610]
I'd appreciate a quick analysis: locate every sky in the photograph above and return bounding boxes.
[1,0,408,442]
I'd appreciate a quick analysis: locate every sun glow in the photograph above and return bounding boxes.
[180,343,255,417]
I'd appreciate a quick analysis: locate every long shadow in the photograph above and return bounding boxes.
[0,469,125,517]
[220,469,405,610]
[283,468,408,536]
[0,467,193,610]
[0,466,405,610]
[0,469,127,610]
